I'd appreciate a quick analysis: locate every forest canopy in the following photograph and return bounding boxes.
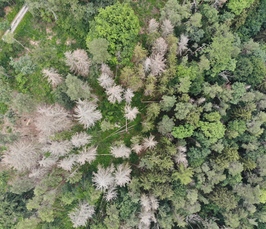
[0,0,266,228]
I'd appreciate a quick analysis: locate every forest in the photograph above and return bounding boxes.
[0,0,266,228]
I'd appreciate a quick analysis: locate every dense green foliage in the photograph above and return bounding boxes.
[1,0,266,228]
[86,2,140,65]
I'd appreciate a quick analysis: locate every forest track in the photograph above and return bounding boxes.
[3,4,28,38]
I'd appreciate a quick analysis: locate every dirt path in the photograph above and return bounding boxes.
[3,4,28,38]
[10,5,28,33]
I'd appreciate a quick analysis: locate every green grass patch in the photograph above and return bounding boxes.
[14,12,47,42]
[6,4,21,23]
[0,102,8,114]
[15,70,54,103]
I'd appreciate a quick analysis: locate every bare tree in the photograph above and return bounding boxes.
[42,68,62,88]
[142,135,158,150]
[39,155,58,168]
[42,140,72,157]
[144,57,151,73]
[124,105,139,121]
[58,155,77,171]
[114,163,132,187]
[65,49,91,77]
[76,146,97,165]
[174,152,188,168]
[92,164,115,191]
[98,73,114,89]
[152,37,168,56]
[104,185,117,202]
[74,99,102,129]
[29,167,50,179]
[140,194,159,212]
[35,104,72,140]
[141,194,152,212]
[71,132,92,148]
[139,210,156,228]
[69,202,95,228]
[139,194,158,228]
[150,54,166,76]
[161,19,174,37]
[149,195,159,210]
[148,18,159,34]
[110,144,131,158]
[2,140,39,172]
[124,88,134,104]
[101,63,114,77]
[131,144,143,154]
[178,34,189,55]
[105,85,124,104]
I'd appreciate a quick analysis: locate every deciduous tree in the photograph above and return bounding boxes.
[86,2,140,65]
[87,38,110,64]
[65,74,91,101]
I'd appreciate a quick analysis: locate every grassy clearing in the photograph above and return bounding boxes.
[6,4,22,23]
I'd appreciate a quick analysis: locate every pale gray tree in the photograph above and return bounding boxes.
[2,140,39,172]
[124,105,139,121]
[142,135,158,150]
[150,54,166,76]
[35,104,72,139]
[141,194,152,212]
[140,194,159,211]
[69,202,95,228]
[65,49,91,77]
[98,73,114,89]
[152,37,168,56]
[58,155,77,171]
[178,34,189,55]
[139,194,158,228]
[148,18,159,34]
[77,146,97,165]
[42,68,62,88]
[42,140,72,157]
[161,19,174,37]
[124,88,134,104]
[71,132,92,148]
[39,155,58,168]
[110,144,131,158]
[144,57,151,73]
[101,63,114,77]
[149,195,159,210]
[105,85,123,104]
[139,210,156,228]
[92,164,115,191]
[131,144,143,154]
[74,99,102,129]
[104,185,117,202]
[29,167,50,179]
[114,163,132,187]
